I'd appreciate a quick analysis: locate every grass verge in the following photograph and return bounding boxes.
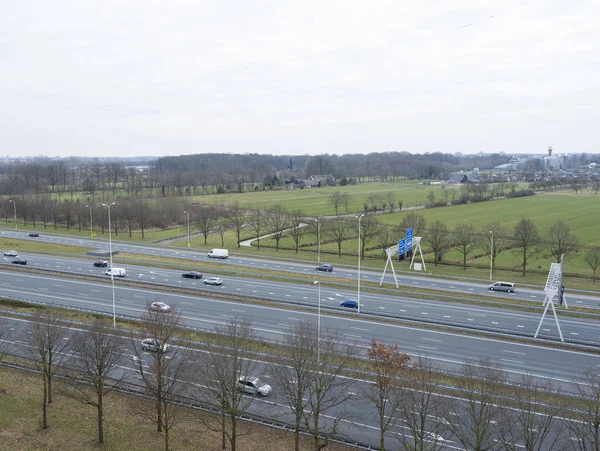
[0,366,352,451]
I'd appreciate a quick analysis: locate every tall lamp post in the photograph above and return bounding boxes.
[8,199,17,230]
[85,204,93,238]
[489,230,494,282]
[313,280,321,362]
[355,214,365,314]
[183,210,190,249]
[103,202,117,327]
[313,218,321,263]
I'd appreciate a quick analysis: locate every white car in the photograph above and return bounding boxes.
[4,250,18,257]
[141,338,169,353]
[238,376,272,396]
[204,277,223,286]
[150,301,172,313]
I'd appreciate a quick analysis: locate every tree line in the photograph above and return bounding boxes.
[2,307,599,451]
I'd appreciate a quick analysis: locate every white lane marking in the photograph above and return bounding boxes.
[344,334,361,339]
[503,350,525,355]
[467,319,474,321]
[491,321,499,325]
[517,325,524,328]
[571,332,579,336]
[501,358,524,364]
[422,338,441,343]
[443,315,450,318]
[231,309,245,313]
[421,312,428,315]
[417,345,437,350]
[351,327,368,332]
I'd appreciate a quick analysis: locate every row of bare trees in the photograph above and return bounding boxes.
[4,309,600,450]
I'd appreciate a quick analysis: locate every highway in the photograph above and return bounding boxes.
[1,270,599,388]
[2,251,600,344]
[3,228,600,310]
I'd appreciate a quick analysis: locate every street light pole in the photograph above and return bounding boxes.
[313,218,320,263]
[313,280,321,363]
[183,210,190,249]
[356,214,365,314]
[85,204,93,238]
[103,202,117,327]
[489,230,494,281]
[8,199,17,230]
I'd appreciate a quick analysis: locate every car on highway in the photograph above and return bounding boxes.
[316,264,333,272]
[150,301,172,313]
[28,232,40,237]
[11,258,27,265]
[340,299,358,309]
[204,277,223,285]
[238,376,272,396]
[3,250,18,257]
[93,260,108,267]
[141,338,169,352]
[182,271,202,279]
[488,281,516,293]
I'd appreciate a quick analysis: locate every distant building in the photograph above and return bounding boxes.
[544,156,564,170]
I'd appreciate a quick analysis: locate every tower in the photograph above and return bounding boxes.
[548,146,553,156]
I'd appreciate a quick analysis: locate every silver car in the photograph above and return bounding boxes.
[238,376,272,396]
[4,250,18,257]
[150,301,172,313]
[204,277,223,286]
[141,338,169,352]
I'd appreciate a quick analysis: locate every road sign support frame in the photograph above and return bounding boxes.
[408,237,426,272]
[379,245,400,288]
[534,257,565,342]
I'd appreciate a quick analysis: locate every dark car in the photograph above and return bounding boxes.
[340,299,358,309]
[12,258,27,265]
[182,271,202,279]
[316,264,333,272]
[93,261,108,267]
[28,232,40,237]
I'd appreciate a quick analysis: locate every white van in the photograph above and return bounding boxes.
[105,267,126,277]
[208,249,229,259]
[488,281,515,293]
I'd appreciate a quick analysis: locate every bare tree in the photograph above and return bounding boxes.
[454,223,478,270]
[131,302,191,451]
[214,217,228,247]
[497,374,563,451]
[565,367,600,450]
[266,205,288,251]
[62,319,124,444]
[22,310,71,429]
[227,201,247,248]
[427,220,451,266]
[325,219,352,257]
[366,339,411,450]
[302,327,360,451]
[482,222,511,272]
[585,247,600,282]
[399,212,427,237]
[271,320,318,451]
[249,208,263,249]
[135,197,152,239]
[547,220,579,263]
[395,357,448,451]
[329,192,343,215]
[196,206,215,245]
[359,215,381,260]
[512,217,539,276]
[386,191,395,213]
[288,210,306,253]
[376,227,395,261]
[340,192,352,214]
[194,317,261,451]
[446,358,505,451]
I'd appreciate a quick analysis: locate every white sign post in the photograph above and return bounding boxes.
[534,259,565,342]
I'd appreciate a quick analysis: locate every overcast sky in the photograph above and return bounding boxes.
[1,1,598,158]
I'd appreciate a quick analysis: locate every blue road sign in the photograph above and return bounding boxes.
[399,238,406,255]
[406,227,413,251]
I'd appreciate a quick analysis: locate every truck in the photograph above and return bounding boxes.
[105,267,126,277]
[207,249,229,259]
